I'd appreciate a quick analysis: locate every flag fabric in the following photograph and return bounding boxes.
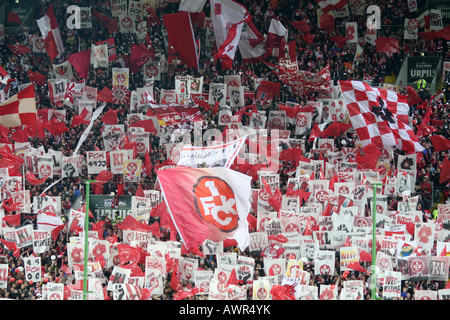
[36,5,64,60]
[179,0,207,12]
[314,0,348,13]
[90,44,109,69]
[67,49,91,79]
[211,0,250,70]
[37,213,64,231]
[439,156,450,184]
[256,81,281,103]
[7,44,31,56]
[157,166,252,251]
[163,12,199,70]
[339,80,423,153]
[0,85,36,128]
[177,136,246,168]
[430,135,450,151]
[130,43,155,74]
[319,13,335,30]
[238,19,266,64]
[7,12,22,25]
[27,70,47,86]
[264,61,332,96]
[265,18,287,55]
[376,37,399,53]
[406,86,423,106]
[291,20,311,33]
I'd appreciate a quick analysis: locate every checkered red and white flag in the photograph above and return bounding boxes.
[0,84,36,128]
[339,80,424,153]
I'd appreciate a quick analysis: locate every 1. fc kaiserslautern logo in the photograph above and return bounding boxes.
[193,176,239,232]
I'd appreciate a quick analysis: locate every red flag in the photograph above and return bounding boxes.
[256,81,281,102]
[309,122,323,141]
[270,285,296,300]
[0,239,20,257]
[135,184,145,197]
[321,122,352,137]
[359,250,372,262]
[130,43,155,74]
[25,172,48,185]
[291,20,310,33]
[346,261,368,273]
[71,108,90,128]
[101,108,118,125]
[163,11,199,70]
[97,86,114,104]
[430,135,450,151]
[2,213,21,226]
[174,287,200,300]
[43,118,69,136]
[319,13,335,30]
[7,12,21,25]
[27,70,47,86]
[117,244,141,265]
[330,36,349,48]
[10,129,28,143]
[406,86,423,106]
[355,143,382,169]
[130,119,157,134]
[67,49,91,79]
[7,44,31,56]
[303,216,313,236]
[143,151,153,177]
[376,37,399,53]
[93,170,114,185]
[303,32,316,44]
[439,156,450,184]
[192,96,213,111]
[417,123,437,137]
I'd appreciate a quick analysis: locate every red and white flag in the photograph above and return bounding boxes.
[238,19,266,64]
[265,18,287,55]
[0,84,36,128]
[314,0,348,13]
[264,60,332,96]
[36,5,64,60]
[211,0,250,70]
[339,80,424,153]
[157,167,252,251]
[37,213,64,231]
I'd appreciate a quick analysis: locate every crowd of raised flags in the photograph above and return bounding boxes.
[0,0,448,301]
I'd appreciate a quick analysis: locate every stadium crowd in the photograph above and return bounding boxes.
[0,0,449,300]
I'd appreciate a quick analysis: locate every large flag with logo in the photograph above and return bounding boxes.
[211,0,250,70]
[339,80,424,153]
[157,167,252,251]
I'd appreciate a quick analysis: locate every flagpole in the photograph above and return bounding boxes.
[371,182,383,300]
[83,180,96,300]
